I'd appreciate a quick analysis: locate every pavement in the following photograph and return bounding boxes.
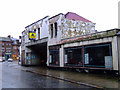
[3,60,120,89]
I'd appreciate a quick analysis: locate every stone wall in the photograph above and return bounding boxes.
[61,17,95,39]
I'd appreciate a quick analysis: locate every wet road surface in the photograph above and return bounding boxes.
[2,61,90,88]
[2,60,120,89]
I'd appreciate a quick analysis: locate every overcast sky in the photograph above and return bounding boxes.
[0,0,119,38]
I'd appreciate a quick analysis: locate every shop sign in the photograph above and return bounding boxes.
[5,53,11,55]
[29,31,36,40]
[105,56,112,68]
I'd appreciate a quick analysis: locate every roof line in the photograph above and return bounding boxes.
[65,12,93,23]
[48,13,64,20]
[25,16,49,28]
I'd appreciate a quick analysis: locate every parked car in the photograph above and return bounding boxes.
[0,57,5,62]
[0,57,2,62]
[8,58,13,62]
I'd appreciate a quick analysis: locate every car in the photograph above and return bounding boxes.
[0,57,5,62]
[2,57,5,61]
[0,58,2,62]
[8,58,13,62]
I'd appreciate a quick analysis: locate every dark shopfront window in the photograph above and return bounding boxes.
[49,50,59,65]
[84,43,112,68]
[64,47,83,66]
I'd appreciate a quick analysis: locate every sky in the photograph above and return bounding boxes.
[0,0,119,38]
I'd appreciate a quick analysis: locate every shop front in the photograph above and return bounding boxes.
[12,54,19,60]
[84,43,112,68]
[5,52,12,60]
[47,29,120,72]
[63,43,112,69]
[49,45,61,66]
[64,47,83,67]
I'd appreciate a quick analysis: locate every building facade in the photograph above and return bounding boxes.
[21,16,49,65]
[48,28,120,72]
[11,38,20,60]
[0,36,20,60]
[0,36,12,60]
[21,12,120,73]
[48,12,96,67]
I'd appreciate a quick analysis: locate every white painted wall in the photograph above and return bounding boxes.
[48,14,63,46]
[23,16,49,44]
[40,18,49,39]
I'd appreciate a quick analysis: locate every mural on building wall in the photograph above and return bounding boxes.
[61,17,95,39]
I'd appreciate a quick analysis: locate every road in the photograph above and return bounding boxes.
[2,61,90,89]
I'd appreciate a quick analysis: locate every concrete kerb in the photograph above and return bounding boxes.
[22,69,104,89]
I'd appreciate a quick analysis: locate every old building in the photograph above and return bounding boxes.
[11,38,20,60]
[21,16,49,65]
[0,36,12,60]
[0,36,20,60]
[21,12,120,74]
[48,12,96,67]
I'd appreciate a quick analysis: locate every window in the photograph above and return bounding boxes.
[49,45,60,66]
[54,22,57,37]
[64,47,83,66]
[84,43,112,68]
[38,28,40,39]
[14,41,17,44]
[2,48,5,52]
[13,46,17,49]
[7,50,11,52]
[51,24,53,38]
[2,43,4,46]
[49,50,59,65]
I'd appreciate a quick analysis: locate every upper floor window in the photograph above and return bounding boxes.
[38,28,40,39]
[13,46,17,49]
[54,22,57,37]
[34,29,36,31]
[51,24,53,38]
[2,43,4,46]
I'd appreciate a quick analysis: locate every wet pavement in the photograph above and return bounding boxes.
[2,61,91,88]
[2,60,120,89]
